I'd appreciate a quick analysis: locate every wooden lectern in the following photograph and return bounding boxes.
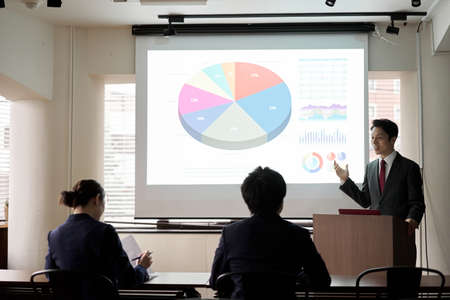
[313,214,415,275]
[0,224,7,269]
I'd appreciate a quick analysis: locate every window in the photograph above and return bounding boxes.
[104,84,135,218]
[393,104,401,121]
[393,79,400,94]
[0,96,10,220]
[368,103,377,119]
[368,75,401,161]
[368,79,377,92]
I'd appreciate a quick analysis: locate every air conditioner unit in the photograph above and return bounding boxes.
[112,0,207,5]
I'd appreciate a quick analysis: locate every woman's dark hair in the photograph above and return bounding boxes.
[60,179,105,208]
[241,166,286,215]
[371,119,398,140]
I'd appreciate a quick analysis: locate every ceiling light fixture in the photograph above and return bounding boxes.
[386,13,407,35]
[325,0,336,7]
[163,15,184,36]
[22,0,43,9]
[386,20,399,35]
[158,11,423,21]
[163,24,176,36]
[47,0,62,7]
[149,11,423,36]
[163,20,176,36]
[411,0,421,7]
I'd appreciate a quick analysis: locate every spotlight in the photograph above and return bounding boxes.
[47,0,62,7]
[163,16,183,36]
[411,0,421,7]
[325,0,336,7]
[163,22,176,37]
[0,0,4,8]
[386,20,399,35]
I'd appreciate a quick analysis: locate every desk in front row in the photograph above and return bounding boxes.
[1,270,449,298]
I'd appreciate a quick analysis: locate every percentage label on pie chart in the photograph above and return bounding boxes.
[178,62,291,149]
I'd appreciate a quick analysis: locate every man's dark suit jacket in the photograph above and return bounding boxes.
[209,214,331,299]
[340,152,425,223]
[45,213,148,288]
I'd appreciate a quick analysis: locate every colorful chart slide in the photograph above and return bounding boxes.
[179,62,291,150]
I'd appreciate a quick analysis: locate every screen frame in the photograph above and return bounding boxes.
[135,33,369,219]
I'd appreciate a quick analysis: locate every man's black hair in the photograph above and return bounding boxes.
[371,119,399,140]
[241,166,286,215]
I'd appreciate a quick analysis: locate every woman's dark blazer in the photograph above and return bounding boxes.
[45,213,148,288]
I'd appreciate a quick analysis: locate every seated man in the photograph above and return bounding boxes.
[209,167,331,299]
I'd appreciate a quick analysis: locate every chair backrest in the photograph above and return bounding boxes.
[30,269,119,300]
[355,266,445,300]
[216,271,297,300]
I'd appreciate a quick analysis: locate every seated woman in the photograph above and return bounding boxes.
[45,179,152,288]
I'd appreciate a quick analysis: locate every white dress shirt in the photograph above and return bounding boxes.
[378,150,397,182]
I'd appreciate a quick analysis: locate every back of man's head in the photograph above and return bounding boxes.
[241,166,286,215]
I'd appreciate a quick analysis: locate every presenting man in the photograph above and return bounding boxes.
[334,119,425,236]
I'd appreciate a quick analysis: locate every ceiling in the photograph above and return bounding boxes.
[4,0,434,27]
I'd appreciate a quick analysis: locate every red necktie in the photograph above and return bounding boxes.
[379,159,386,194]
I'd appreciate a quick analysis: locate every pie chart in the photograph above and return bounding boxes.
[178,62,291,150]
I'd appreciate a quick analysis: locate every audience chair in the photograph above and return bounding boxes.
[30,269,119,300]
[215,271,297,300]
[355,266,445,300]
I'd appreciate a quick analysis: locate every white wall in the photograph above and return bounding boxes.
[0,9,54,101]
[70,27,135,183]
[119,232,220,297]
[419,22,450,274]
[430,0,450,52]
[368,23,417,71]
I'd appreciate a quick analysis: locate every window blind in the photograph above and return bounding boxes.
[0,96,10,220]
[104,84,135,218]
[368,76,401,161]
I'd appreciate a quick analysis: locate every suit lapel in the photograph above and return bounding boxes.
[370,160,381,199]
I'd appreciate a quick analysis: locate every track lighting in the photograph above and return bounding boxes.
[325,0,336,7]
[47,0,62,7]
[386,20,399,35]
[163,21,176,36]
[385,13,407,35]
[162,16,183,36]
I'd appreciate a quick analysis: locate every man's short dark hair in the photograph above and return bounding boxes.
[371,119,399,140]
[241,166,286,215]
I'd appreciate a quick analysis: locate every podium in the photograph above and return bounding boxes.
[313,214,415,275]
[0,224,6,269]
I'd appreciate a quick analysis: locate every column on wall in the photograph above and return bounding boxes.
[419,22,450,274]
[399,71,419,163]
[8,99,68,270]
[7,26,108,270]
